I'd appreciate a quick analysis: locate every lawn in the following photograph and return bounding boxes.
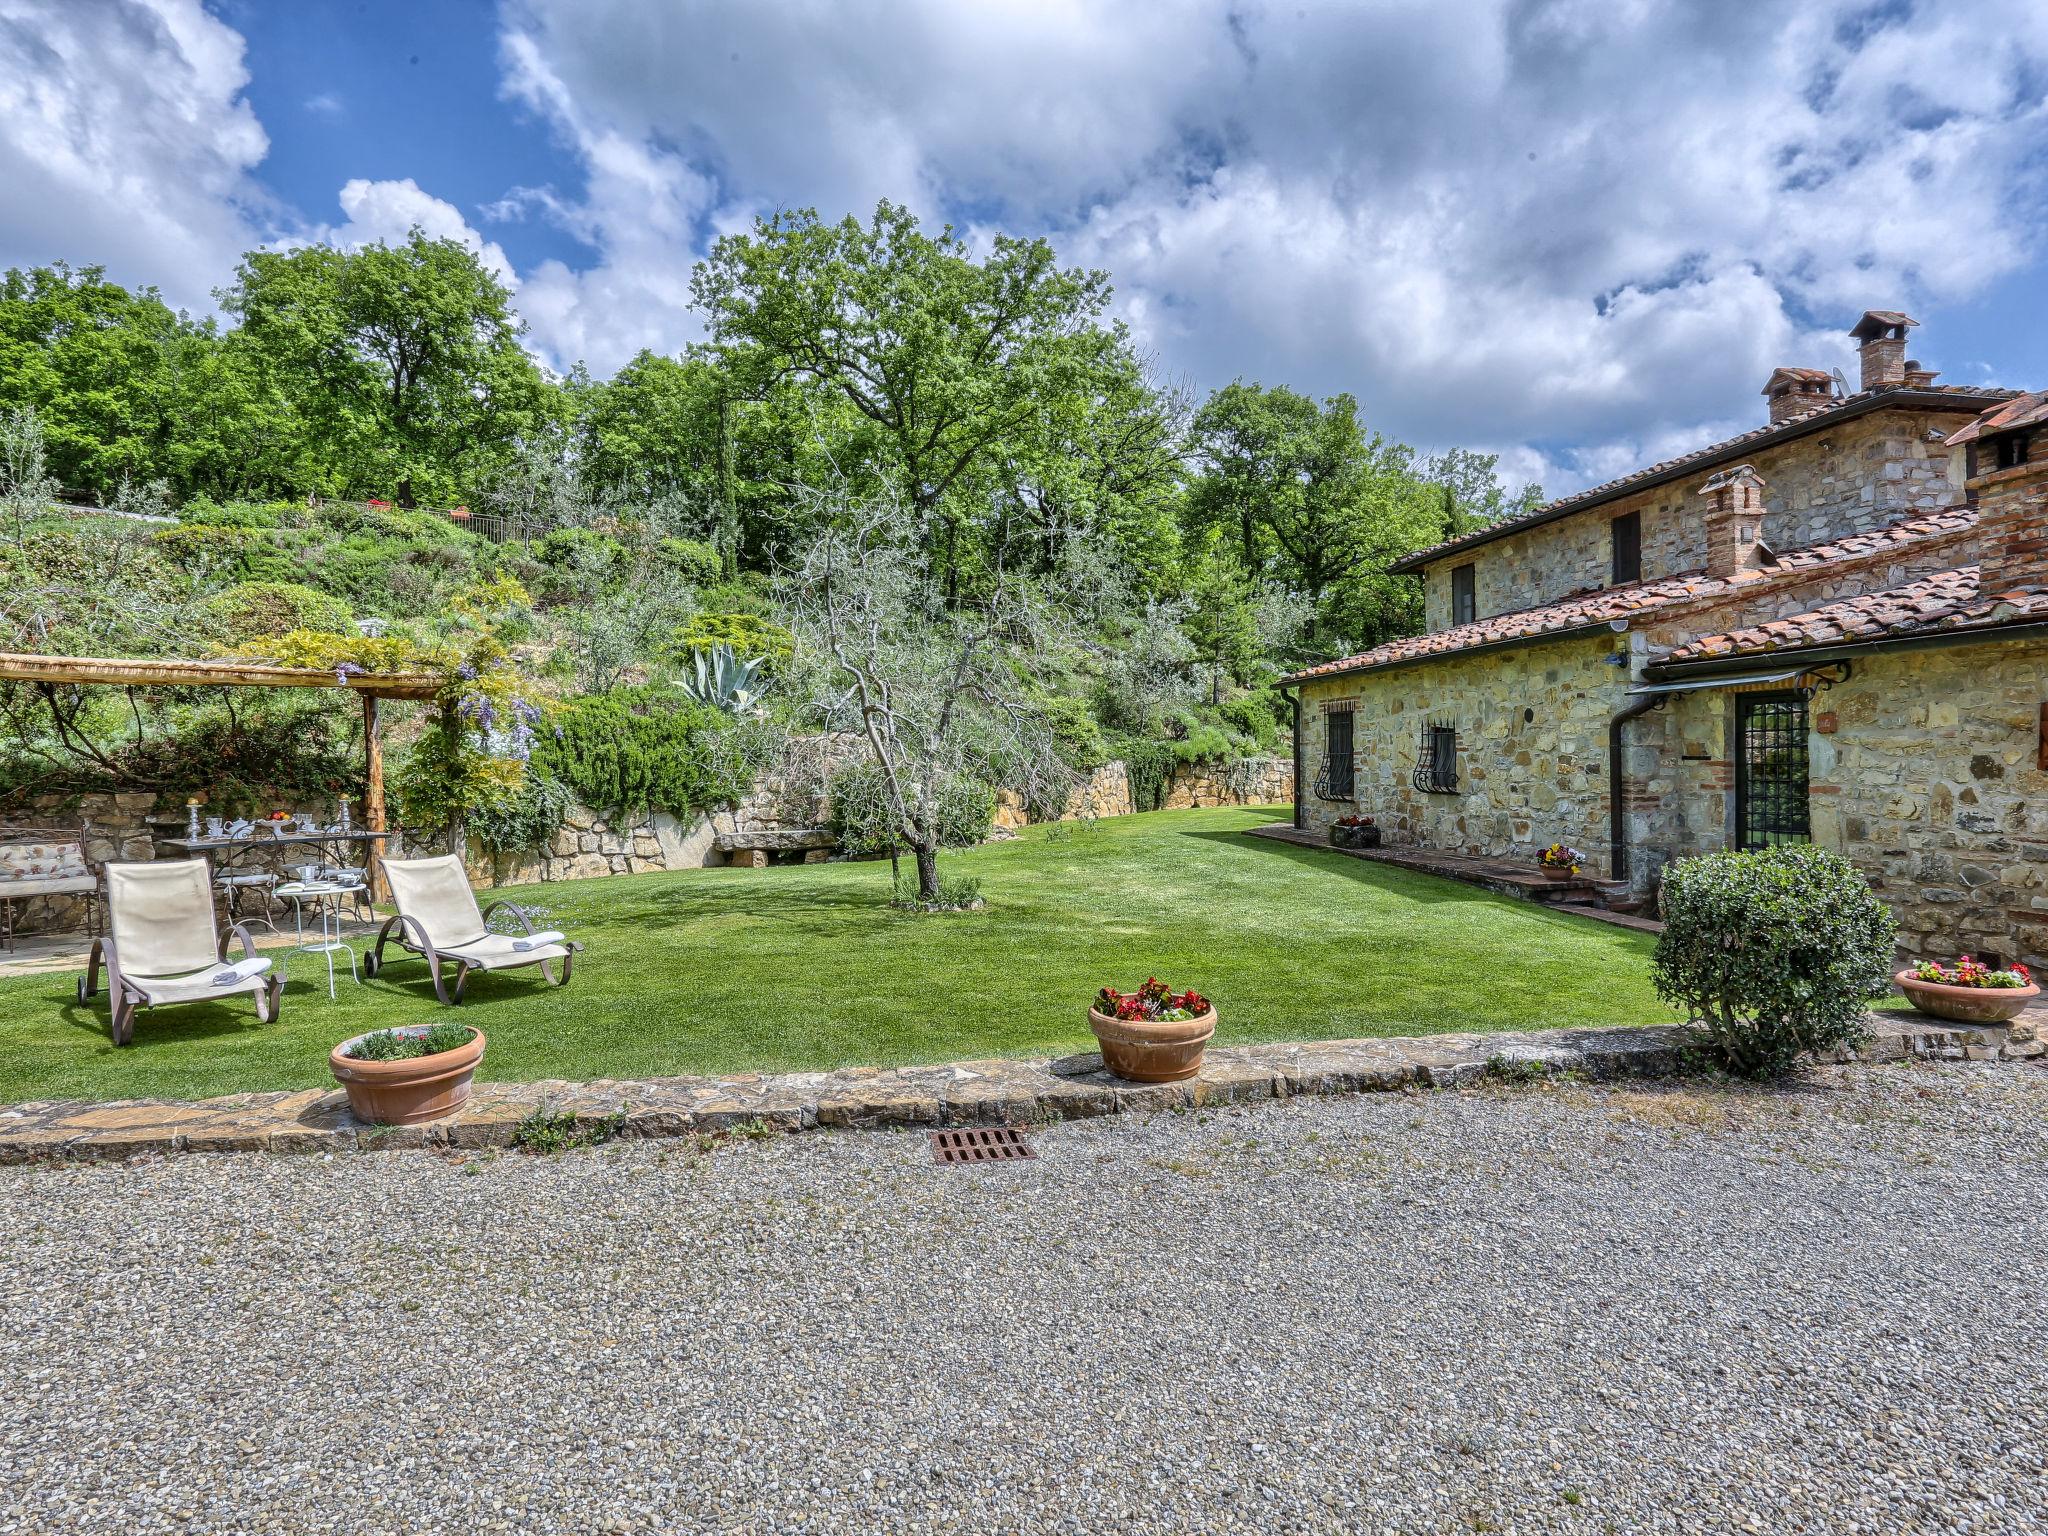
[0,807,1678,1104]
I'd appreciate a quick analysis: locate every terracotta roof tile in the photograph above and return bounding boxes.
[1666,569,2048,664]
[1389,383,2016,573]
[1281,507,1978,684]
[1945,390,2048,448]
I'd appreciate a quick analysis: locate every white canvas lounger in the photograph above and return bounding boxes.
[366,854,580,1006]
[79,860,281,1045]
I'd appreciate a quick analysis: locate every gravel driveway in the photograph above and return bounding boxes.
[4,1063,2045,1535]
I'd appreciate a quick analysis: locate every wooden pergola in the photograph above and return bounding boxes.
[0,651,444,890]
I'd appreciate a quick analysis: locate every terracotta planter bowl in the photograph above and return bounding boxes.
[329,1027,487,1125]
[1087,1006,1216,1083]
[1893,972,2039,1026]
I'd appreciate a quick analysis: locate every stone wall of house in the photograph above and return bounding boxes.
[1296,632,1626,873]
[1295,621,2048,972]
[1815,641,2048,973]
[1423,406,1971,632]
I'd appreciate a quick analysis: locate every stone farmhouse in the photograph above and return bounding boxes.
[1281,310,2048,970]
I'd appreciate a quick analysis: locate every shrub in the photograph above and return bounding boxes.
[1652,845,1896,1079]
[654,537,721,586]
[673,611,794,673]
[469,771,573,855]
[176,497,286,530]
[528,689,755,820]
[202,580,354,640]
[828,762,993,856]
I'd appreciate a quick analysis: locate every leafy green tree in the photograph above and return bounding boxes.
[1419,447,1543,540]
[693,200,1121,598]
[1188,382,1438,653]
[220,229,558,505]
[1181,537,1261,706]
[1002,343,1187,576]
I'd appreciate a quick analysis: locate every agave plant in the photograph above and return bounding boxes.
[680,642,770,713]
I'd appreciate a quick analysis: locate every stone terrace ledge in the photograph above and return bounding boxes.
[2,1007,2038,1163]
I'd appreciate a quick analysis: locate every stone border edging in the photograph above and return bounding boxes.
[0,1012,2036,1163]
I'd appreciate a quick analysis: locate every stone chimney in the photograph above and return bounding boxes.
[1851,309,1917,392]
[1700,465,1771,579]
[1762,366,1834,424]
[1948,392,2048,595]
[1902,360,1940,388]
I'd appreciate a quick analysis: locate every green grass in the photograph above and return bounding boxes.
[0,807,1678,1103]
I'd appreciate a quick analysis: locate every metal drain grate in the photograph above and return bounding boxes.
[930,1127,1037,1165]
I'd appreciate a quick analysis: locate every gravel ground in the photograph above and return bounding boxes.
[4,1063,2046,1536]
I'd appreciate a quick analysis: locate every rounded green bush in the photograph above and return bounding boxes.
[1652,844,1896,1079]
[202,580,354,640]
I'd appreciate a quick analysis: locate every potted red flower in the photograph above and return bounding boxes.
[1087,977,1216,1082]
[1537,842,1585,878]
[1894,956,2038,1024]
[1330,814,1380,849]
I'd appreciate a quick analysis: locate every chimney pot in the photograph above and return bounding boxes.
[1762,366,1834,424]
[1851,309,1918,392]
[1902,360,1939,388]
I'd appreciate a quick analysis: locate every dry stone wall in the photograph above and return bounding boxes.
[993,756,1292,831]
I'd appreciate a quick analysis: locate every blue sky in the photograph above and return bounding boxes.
[2,0,2044,496]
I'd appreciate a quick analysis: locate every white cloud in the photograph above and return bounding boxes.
[0,0,270,312]
[495,0,2048,486]
[301,177,521,294]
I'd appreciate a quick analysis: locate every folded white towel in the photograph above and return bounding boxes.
[209,957,272,987]
[512,930,566,952]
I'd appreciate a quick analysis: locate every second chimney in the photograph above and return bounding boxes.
[1947,392,2048,596]
[1700,465,1771,579]
[1851,309,1917,392]
[1762,366,1834,424]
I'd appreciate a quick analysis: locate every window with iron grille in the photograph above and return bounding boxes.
[1412,723,1459,794]
[1315,707,1355,799]
[1451,564,1476,626]
[1735,692,1810,849]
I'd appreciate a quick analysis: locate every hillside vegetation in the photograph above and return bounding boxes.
[0,202,1537,871]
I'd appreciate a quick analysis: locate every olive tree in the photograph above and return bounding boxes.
[782,489,1073,902]
[1,405,58,542]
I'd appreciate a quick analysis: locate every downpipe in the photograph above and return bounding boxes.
[1279,683,1303,830]
[1607,691,1661,886]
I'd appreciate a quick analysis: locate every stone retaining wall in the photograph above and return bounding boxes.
[995,755,1292,830]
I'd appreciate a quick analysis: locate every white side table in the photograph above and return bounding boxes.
[275,881,366,999]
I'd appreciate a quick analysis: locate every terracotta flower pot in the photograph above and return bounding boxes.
[328,1027,487,1125]
[1893,972,2039,1025]
[1086,1006,1216,1083]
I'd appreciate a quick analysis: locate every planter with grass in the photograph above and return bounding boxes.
[1088,977,1215,1083]
[1895,957,2038,1024]
[329,1023,487,1125]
